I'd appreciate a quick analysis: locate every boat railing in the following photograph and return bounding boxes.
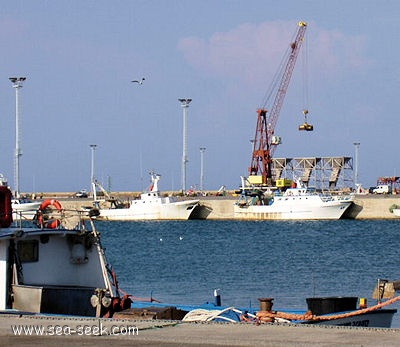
[319,195,335,202]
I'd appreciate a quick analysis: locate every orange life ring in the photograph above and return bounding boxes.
[37,199,63,229]
[43,219,61,229]
[39,199,63,211]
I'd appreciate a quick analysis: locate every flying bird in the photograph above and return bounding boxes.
[132,78,145,85]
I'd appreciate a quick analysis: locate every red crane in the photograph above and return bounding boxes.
[249,21,307,185]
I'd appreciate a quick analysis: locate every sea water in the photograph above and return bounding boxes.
[97,219,400,328]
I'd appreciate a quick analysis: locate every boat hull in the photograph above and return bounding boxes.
[129,301,396,328]
[97,200,199,221]
[12,201,42,220]
[307,309,397,328]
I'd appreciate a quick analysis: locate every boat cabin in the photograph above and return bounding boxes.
[0,186,116,316]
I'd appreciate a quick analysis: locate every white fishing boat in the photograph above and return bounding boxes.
[391,208,400,217]
[234,177,354,220]
[95,172,199,221]
[11,198,42,220]
[0,173,42,220]
[0,185,129,317]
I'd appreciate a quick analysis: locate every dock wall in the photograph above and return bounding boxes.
[195,196,400,220]
[54,194,400,220]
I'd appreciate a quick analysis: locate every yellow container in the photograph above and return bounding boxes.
[248,175,264,184]
[276,179,292,188]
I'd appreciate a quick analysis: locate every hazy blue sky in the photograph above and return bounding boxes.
[1,0,399,193]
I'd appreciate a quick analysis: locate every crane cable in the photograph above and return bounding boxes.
[302,31,309,116]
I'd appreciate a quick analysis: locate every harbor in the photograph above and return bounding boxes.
[2,216,400,345]
[36,192,400,220]
[2,217,400,345]
[3,3,400,345]
[3,183,400,345]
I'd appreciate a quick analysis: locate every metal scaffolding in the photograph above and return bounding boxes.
[272,156,353,190]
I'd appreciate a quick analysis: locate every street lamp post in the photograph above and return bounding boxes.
[90,144,97,195]
[178,98,192,193]
[200,147,206,191]
[9,77,26,198]
[353,142,360,190]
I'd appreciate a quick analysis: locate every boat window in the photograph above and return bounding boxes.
[17,240,39,263]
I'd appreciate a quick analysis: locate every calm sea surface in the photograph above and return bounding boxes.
[96,219,400,328]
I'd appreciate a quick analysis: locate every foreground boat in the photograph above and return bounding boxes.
[234,177,354,220]
[0,185,128,317]
[95,172,200,221]
[126,286,398,328]
[125,295,397,328]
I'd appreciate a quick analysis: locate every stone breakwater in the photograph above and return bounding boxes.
[41,193,400,219]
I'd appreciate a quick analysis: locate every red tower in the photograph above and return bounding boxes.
[249,22,307,185]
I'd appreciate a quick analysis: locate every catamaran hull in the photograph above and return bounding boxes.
[234,200,352,220]
[97,200,199,221]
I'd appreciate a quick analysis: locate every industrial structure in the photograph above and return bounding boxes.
[243,22,359,191]
[271,157,353,190]
[248,21,311,186]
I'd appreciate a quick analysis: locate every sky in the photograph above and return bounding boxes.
[1,0,400,193]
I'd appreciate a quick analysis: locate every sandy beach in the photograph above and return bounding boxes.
[1,314,400,346]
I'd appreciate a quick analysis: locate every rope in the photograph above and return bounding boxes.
[257,295,400,322]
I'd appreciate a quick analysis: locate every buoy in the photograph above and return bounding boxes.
[214,289,221,306]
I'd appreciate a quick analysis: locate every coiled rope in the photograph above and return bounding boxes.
[257,295,400,322]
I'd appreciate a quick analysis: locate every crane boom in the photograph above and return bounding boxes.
[249,21,307,185]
